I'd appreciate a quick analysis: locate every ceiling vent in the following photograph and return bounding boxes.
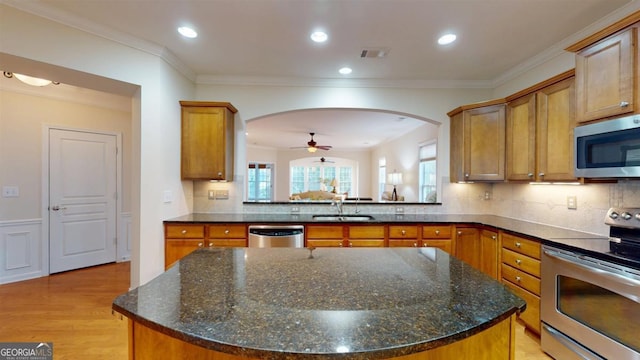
[360,48,390,58]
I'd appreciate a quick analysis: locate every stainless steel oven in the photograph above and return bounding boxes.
[541,208,640,360]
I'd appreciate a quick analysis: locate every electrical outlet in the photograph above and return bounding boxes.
[396,207,404,214]
[215,190,229,199]
[484,191,491,200]
[567,195,577,210]
[291,207,300,213]
[2,186,19,197]
[208,190,215,200]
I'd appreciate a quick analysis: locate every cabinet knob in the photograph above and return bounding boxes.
[224,229,230,235]
[349,242,353,247]
[538,172,545,177]
[527,173,533,178]
[209,243,214,247]
[198,242,203,247]
[435,230,440,235]
[217,172,223,176]
[515,276,522,282]
[181,229,187,235]
[414,243,419,247]
[401,229,406,236]
[464,173,469,178]
[515,259,522,265]
[621,101,630,107]
[457,231,462,235]
[339,242,343,247]
[515,242,521,248]
[492,235,497,240]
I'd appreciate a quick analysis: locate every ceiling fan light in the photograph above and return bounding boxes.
[307,147,318,153]
[13,73,52,87]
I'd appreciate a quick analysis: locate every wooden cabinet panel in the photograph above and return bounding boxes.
[180,101,237,180]
[575,27,636,122]
[389,239,419,247]
[501,263,540,296]
[455,227,480,267]
[165,239,203,269]
[422,225,453,239]
[209,224,246,238]
[307,239,344,248]
[306,225,344,239]
[502,233,541,259]
[389,225,418,239]
[208,239,247,247]
[347,239,385,247]
[502,248,541,278]
[480,229,499,279]
[165,224,205,239]
[506,93,536,181]
[349,226,385,239]
[464,104,506,181]
[422,239,452,254]
[503,280,541,334]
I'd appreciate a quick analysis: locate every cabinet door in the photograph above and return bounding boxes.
[455,227,480,268]
[449,111,465,183]
[463,105,506,181]
[536,77,576,181]
[165,239,203,269]
[480,229,499,279]
[506,93,536,181]
[576,27,636,122]
[181,104,235,180]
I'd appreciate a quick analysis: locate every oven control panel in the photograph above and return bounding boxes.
[605,207,640,229]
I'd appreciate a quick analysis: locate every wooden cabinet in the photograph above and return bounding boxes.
[306,225,344,247]
[479,228,499,279]
[455,226,480,267]
[506,73,576,182]
[348,225,385,247]
[449,101,506,182]
[500,232,541,334]
[573,27,637,123]
[208,224,247,247]
[180,101,237,181]
[421,225,454,254]
[165,224,206,269]
[388,225,419,247]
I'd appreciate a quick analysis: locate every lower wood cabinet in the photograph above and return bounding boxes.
[455,226,481,267]
[208,224,247,247]
[455,226,499,280]
[421,225,454,254]
[348,225,385,247]
[388,225,419,247]
[479,228,499,279]
[500,232,541,334]
[165,223,247,269]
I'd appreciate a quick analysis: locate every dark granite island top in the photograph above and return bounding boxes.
[113,247,526,359]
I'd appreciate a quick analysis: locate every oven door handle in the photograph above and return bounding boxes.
[543,249,640,289]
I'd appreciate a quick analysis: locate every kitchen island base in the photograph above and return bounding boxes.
[126,314,516,360]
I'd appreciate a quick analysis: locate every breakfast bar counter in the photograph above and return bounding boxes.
[113,247,526,359]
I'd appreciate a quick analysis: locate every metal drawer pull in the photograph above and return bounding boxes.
[181,229,187,234]
[224,229,230,234]
[515,276,521,282]
[209,243,214,247]
[435,230,440,235]
[515,259,522,265]
[515,242,521,248]
[491,235,497,240]
[198,242,203,247]
[621,101,630,107]
[401,230,406,236]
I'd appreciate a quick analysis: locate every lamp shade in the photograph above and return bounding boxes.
[388,172,403,185]
[329,178,338,187]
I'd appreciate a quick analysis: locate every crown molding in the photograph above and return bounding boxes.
[1,0,196,82]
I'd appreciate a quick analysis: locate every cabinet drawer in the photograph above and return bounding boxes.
[307,225,343,239]
[307,239,344,248]
[389,225,418,238]
[502,248,541,277]
[501,263,540,295]
[389,239,418,247]
[422,239,453,254]
[165,224,205,238]
[502,233,540,259]
[208,239,246,247]
[349,226,385,239]
[209,224,246,238]
[503,280,541,334]
[347,239,385,247]
[422,225,453,239]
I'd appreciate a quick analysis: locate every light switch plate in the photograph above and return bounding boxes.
[208,190,215,200]
[163,190,173,203]
[215,190,229,199]
[567,195,577,210]
[2,186,19,197]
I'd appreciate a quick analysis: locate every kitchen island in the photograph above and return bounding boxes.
[113,247,526,359]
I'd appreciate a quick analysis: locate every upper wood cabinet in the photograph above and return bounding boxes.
[180,101,237,181]
[571,25,637,123]
[506,73,576,182]
[449,101,506,182]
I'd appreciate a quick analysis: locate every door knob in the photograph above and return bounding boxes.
[51,205,67,211]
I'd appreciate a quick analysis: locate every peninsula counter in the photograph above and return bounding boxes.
[113,247,526,359]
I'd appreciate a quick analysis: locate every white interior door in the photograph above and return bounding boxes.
[49,129,117,273]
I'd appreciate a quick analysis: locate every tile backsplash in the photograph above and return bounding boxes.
[192,177,640,237]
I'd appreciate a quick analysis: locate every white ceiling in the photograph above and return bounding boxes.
[5,0,634,150]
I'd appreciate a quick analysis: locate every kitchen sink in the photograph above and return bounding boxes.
[312,214,375,221]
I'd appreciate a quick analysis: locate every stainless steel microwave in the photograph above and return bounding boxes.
[575,115,640,178]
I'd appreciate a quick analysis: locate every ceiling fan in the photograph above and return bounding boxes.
[291,132,332,152]
[314,157,335,164]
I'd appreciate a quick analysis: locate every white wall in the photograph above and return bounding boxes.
[1,4,195,287]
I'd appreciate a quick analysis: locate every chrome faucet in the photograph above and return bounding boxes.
[332,198,344,216]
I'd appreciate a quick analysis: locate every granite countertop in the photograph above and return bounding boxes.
[113,247,526,359]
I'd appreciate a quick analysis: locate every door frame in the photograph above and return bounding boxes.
[41,125,122,275]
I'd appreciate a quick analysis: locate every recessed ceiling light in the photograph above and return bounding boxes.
[438,33,457,45]
[310,31,328,43]
[339,67,352,75]
[178,26,198,38]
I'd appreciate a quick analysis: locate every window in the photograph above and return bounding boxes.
[378,158,386,200]
[419,141,437,202]
[247,162,273,201]
[290,158,355,196]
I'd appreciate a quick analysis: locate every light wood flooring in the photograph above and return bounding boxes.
[0,262,552,359]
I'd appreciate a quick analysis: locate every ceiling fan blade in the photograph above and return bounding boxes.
[315,145,332,150]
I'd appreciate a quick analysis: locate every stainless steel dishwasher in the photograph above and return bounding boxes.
[248,225,304,248]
